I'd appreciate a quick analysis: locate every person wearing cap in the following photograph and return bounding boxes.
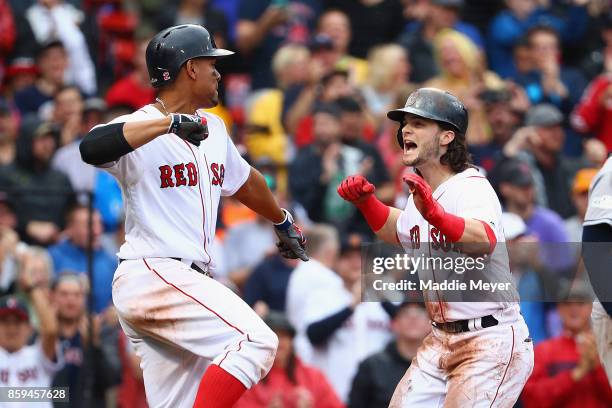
[13,40,68,117]
[289,102,369,228]
[3,57,38,94]
[492,157,573,274]
[299,232,392,402]
[521,286,612,407]
[235,311,343,408]
[504,103,589,219]
[565,168,598,242]
[0,260,62,400]
[0,117,74,246]
[348,301,430,408]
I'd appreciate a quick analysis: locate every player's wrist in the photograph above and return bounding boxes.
[355,194,390,232]
[425,203,465,243]
[273,208,293,231]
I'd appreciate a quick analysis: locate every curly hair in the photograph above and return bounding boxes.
[438,123,473,173]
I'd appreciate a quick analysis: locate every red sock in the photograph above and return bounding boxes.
[192,364,247,408]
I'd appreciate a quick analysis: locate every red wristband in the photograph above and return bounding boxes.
[427,205,465,242]
[355,194,390,232]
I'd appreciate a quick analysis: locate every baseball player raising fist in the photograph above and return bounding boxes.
[338,88,534,407]
[80,25,307,408]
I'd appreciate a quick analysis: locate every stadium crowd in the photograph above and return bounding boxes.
[0,0,611,406]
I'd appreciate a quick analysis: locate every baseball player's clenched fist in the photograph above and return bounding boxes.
[168,113,209,146]
[403,173,441,222]
[337,175,376,204]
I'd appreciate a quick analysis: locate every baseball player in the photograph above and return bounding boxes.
[337,88,534,407]
[582,156,612,383]
[79,25,308,408]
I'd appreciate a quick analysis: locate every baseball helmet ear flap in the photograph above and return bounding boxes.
[396,120,404,148]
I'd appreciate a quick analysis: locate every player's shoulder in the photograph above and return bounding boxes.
[450,167,493,190]
[196,110,227,130]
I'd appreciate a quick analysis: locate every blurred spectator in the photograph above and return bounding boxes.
[504,104,587,218]
[25,0,97,95]
[362,44,411,128]
[223,213,276,287]
[156,0,229,47]
[315,9,368,85]
[348,302,430,408]
[502,211,548,343]
[398,0,483,83]
[244,254,298,314]
[487,0,588,78]
[236,0,322,90]
[303,234,391,402]
[51,273,116,408]
[521,288,612,407]
[0,226,20,296]
[48,205,116,313]
[426,29,504,145]
[13,40,68,117]
[0,118,74,245]
[286,224,344,365]
[0,283,61,398]
[51,85,83,147]
[515,26,587,116]
[492,157,573,276]
[571,73,612,152]
[105,37,155,112]
[0,0,16,67]
[469,84,530,172]
[245,44,310,165]
[0,98,18,167]
[235,312,344,408]
[580,10,612,81]
[326,0,404,59]
[565,168,598,242]
[3,57,38,95]
[289,103,367,226]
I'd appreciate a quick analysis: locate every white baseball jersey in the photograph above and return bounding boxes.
[303,288,391,402]
[0,342,64,408]
[98,105,251,268]
[396,167,518,322]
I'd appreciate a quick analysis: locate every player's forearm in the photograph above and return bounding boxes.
[29,287,58,359]
[374,207,401,244]
[80,118,170,165]
[456,218,496,254]
[233,167,284,224]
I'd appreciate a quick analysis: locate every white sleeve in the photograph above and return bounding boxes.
[302,288,351,326]
[219,119,251,196]
[455,179,502,235]
[35,341,64,377]
[396,203,416,255]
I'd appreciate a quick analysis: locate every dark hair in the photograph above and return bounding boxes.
[526,24,560,46]
[335,96,362,113]
[438,123,472,173]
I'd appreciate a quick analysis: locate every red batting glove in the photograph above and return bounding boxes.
[403,173,464,242]
[337,175,376,204]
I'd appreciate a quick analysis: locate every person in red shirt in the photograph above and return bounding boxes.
[105,37,155,111]
[571,74,612,152]
[235,312,344,408]
[521,286,612,408]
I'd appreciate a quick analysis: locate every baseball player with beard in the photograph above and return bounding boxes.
[80,25,307,408]
[337,88,534,407]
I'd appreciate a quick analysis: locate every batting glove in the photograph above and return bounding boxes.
[274,209,308,261]
[168,113,209,146]
[337,175,376,204]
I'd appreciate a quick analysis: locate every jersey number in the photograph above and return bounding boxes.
[211,163,225,187]
[159,163,198,188]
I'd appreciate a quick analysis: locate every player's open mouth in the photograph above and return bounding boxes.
[404,141,418,153]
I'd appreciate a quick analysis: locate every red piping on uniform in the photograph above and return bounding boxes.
[490,325,515,407]
[219,338,246,368]
[143,259,244,335]
[201,151,216,253]
[184,141,212,265]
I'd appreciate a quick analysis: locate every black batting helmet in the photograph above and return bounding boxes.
[387,88,468,147]
[146,24,234,88]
